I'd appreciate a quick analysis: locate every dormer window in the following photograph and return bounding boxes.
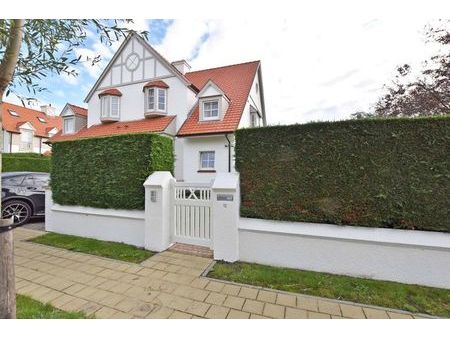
[197,80,229,122]
[98,88,122,121]
[37,117,46,123]
[147,88,166,112]
[144,80,169,116]
[202,100,219,120]
[9,110,19,117]
[63,117,75,134]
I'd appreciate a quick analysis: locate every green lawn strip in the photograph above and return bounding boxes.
[208,261,450,318]
[30,232,153,263]
[17,294,86,319]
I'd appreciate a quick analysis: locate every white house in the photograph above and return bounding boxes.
[1,102,62,154]
[50,32,266,182]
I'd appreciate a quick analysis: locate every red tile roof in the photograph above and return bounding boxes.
[143,80,170,90]
[67,103,88,117]
[50,116,175,142]
[1,102,62,138]
[178,61,260,136]
[98,88,122,97]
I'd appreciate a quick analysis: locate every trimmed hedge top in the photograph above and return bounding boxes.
[51,133,174,210]
[2,153,51,173]
[235,116,450,233]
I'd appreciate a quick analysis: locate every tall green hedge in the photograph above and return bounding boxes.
[51,133,174,210]
[2,153,51,172]
[235,117,450,233]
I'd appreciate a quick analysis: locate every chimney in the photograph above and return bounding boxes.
[40,104,56,116]
[172,60,191,75]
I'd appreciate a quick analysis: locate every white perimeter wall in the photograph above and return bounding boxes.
[239,218,450,289]
[176,134,235,183]
[45,190,145,247]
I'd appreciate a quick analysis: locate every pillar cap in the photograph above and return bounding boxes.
[212,173,239,190]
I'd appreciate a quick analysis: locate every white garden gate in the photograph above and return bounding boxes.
[171,182,213,248]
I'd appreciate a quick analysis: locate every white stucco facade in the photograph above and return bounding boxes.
[67,33,266,183]
[176,134,236,183]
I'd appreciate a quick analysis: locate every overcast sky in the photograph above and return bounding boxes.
[4,15,448,125]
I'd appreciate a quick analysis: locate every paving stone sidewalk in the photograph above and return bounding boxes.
[13,228,433,319]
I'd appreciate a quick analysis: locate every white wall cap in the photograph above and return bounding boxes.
[212,173,239,190]
[143,171,174,187]
[52,203,145,220]
[239,217,450,250]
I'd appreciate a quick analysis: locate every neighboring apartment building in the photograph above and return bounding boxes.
[1,102,63,154]
[50,32,266,182]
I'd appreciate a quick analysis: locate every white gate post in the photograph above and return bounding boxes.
[143,171,175,252]
[211,173,240,262]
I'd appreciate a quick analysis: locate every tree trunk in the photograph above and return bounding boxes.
[0,218,15,319]
[0,19,25,320]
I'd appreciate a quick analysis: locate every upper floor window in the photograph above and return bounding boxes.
[146,88,167,113]
[98,88,122,121]
[251,112,258,128]
[202,100,219,120]
[100,95,120,119]
[63,117,75,134]
[143,80,169,116]
[20,130,33,151]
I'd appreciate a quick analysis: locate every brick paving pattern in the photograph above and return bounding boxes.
[13,228,434,319]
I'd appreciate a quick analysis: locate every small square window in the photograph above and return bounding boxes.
[203,100,219,120]
[199,151,215,170]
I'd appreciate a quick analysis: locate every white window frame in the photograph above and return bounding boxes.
[63,117,75,134]
[100,95,120,119]
[202,100,220,121]
[199,151,215,170]
[20,130,33,152]
[146,87,167,114]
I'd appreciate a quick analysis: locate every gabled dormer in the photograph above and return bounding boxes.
[60,103,88,135]
[197,80,230,122]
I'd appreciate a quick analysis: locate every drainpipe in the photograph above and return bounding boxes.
[225,133,232,173]
[9,132,12,153]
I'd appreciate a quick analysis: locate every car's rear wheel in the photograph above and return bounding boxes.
[2,200,32,226]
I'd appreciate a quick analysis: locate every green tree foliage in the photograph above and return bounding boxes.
[374,20,450,117]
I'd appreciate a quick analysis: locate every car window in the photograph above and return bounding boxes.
[33,175,50,189]
[22,175,49,189]
[2,175,25,186]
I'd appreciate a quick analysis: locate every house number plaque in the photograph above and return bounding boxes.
[217,194,233,202]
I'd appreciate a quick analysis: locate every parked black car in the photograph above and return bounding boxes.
[1,172,49,226]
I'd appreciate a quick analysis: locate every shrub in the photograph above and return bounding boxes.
[51,133,174,210]
[2,153,51,172]
[235,116,450,232]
